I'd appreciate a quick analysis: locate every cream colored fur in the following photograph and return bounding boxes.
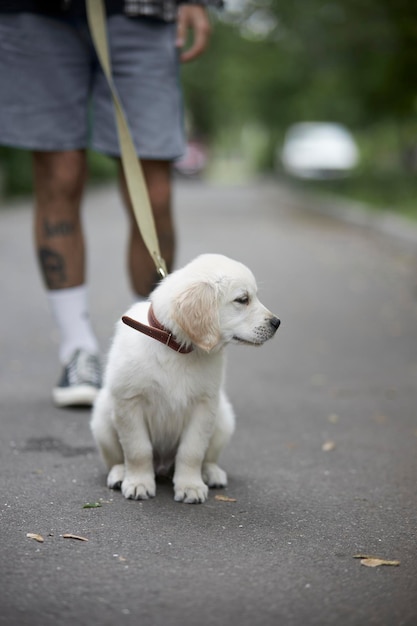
[91,254,279,503]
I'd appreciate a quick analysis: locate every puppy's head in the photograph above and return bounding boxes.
[152,254,280,353]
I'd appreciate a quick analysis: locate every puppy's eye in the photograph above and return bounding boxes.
[234,295,249,305]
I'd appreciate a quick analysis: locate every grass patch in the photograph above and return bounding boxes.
[289,170,417,222]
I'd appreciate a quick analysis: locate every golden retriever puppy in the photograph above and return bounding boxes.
[91,254,280,503]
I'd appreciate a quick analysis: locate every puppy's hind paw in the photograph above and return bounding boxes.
[121,474,156,500]
[202,463,228,488]
[174,481,208,504]
[107,464,125,490]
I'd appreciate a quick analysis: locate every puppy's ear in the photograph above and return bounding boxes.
[172,282,220,352]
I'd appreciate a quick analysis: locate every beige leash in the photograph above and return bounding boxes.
[86,0,167,279]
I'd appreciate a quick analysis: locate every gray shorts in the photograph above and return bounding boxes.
[0,13,185,159]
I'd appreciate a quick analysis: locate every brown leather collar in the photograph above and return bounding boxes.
[121,305,193,354]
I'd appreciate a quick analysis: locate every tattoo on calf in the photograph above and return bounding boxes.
[43,219,75,238]
[38,247,67,289]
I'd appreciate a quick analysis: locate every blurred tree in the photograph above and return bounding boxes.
[182,0,417,148]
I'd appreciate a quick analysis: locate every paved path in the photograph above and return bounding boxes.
[1,180,416,626]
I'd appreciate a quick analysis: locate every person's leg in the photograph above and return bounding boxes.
[33,150,101,406]
[118,159,175,298]
[33,150,86,291]
[0,13,102,406]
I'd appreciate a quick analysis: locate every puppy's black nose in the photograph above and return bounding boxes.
[270,316,281,330]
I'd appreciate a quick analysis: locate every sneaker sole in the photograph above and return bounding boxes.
[53,384,100,408]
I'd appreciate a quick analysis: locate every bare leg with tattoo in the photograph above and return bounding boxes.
[33,150,86,291]
[33,150,101,407]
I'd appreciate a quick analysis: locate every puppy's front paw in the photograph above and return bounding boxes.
[121,474,156,500]
[174,480,209,504]
[202,463,228,488]
[107,464,124,490]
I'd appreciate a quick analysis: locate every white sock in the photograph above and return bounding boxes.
[48,285,99,365]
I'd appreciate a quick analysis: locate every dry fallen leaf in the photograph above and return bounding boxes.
[354,555,400,567]
[62,533,89,542]
[26,532,44,543]
[214,495,237,502]
[361,558,400,568]
[322,440,336,451]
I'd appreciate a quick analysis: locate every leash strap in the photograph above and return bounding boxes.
[86,0,167,278]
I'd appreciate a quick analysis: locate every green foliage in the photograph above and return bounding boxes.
[87,151,118,182]
[183,0,417,136]
[181,1,417,213]
[0,147,33,197]
[291,171,417,220]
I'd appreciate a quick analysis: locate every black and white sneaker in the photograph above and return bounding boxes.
[53,349,102,408]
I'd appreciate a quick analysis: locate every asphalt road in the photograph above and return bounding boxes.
[1,179,417,626]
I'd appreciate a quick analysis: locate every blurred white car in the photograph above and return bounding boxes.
[280,122,359,179]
